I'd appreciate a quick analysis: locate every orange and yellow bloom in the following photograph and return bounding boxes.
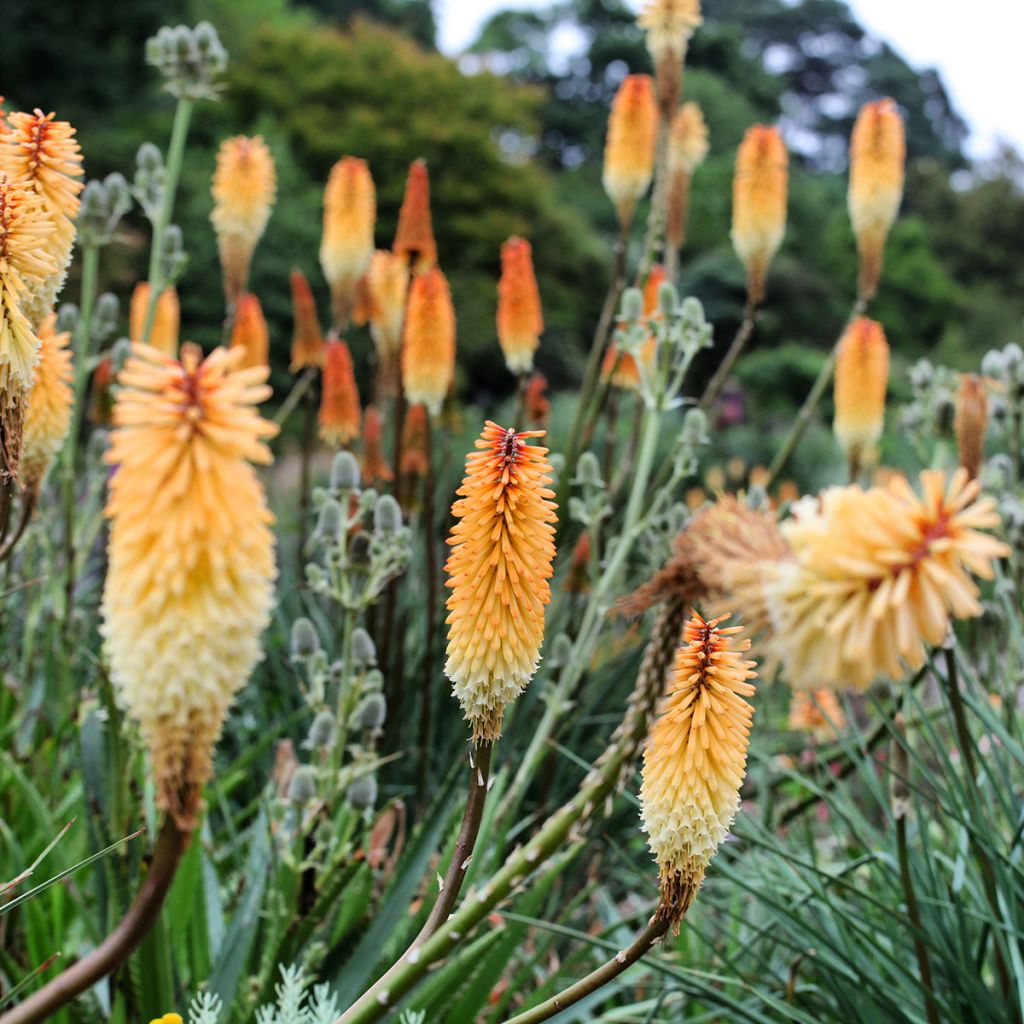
[319,338,361,447]
[101,343,277,827]
[496,236,543,375]
[637,0,703,113]
[288,268,325,371]
[130,281,180,356]
[401,266,455,416]
[444,422,558,741]
[321,157,376,327]
[363,249,409,368]
[788,688,846,741]
[21,312,72,493]
[603,75,658,227]
[229,292,270,371]
[393,159,437,272]
[833,316,889,470]
[361,404,392,484]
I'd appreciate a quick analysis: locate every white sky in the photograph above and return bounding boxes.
[435,0,1024,160]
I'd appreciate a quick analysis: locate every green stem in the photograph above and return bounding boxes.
[698,299,756,410]
[141,98,194,346]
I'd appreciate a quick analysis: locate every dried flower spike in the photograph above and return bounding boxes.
[320,157,376,329]
[955,374,988,480]
[445,422,558,741]
[523,371,550,428]
[401,265,456,416]
[731,125,788,306]
[400,403,429,477]
[497,237,544,375]
[393,159,437,272]
[288,268,326,371]
[637,0,703,114]
[666,102,709,253]
[101,343,278,827]
[229,292,270,371]
[211,135,276,305]
[21,312,73,494]
[848,98,905,299]
[130,281,180,356]
[640,613,757,926]
[603,75,658,228]
[833,316,889,473]
[319,338,361,447]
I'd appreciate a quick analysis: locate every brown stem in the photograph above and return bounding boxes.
[0,491,33,564]
[699,300,757,410]
[1,820,190,1024]
[503,916,670,1024]
[274,366,318,428]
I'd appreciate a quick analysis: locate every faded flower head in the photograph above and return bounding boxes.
[666,102,709,252]
[954,374,988,480]
[638,0,702,113]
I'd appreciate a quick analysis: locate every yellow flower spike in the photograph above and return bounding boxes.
[771,469,1009,690]
[21,312,72,494]
[637,0,703,114]
[129,281,180,356]
[666,101,709,253]
[364,249,409,368]
[401,265,456,416]
[149,1014,183,1024]
[848,98,905,299]
[101,342,278,829]
[229,292,270,371]
[444,421,558,742]
[496,236,543,375]
[0,109,83,323]
[955,374,988,480]
[731,124,788,306]
[320,156,376,329]
[640,612,757,927]
[602,75,658,228]
[833,316,889,472]
[319,338,361,448]
[210,135,276,305]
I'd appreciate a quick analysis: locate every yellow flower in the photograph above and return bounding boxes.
[149,1014,184,1024]
[731,125,788,306]
[788,688,846,741]
[602,75,658,227]
[0,110,83,323]
[444,421,558,741]
[401,266,455,416]
[320,157,376,328]
[848,98,905,299]
[129,281,180,356]
[21,312,73,493]
[363,249,409,370]
[640,612,757,926]
[496,236,543,375]
[210,135,276,305]
[833,316,889,471]
[666,101,708,252]
[770,469,1009,690]
[637,0,702,113]
[101,342,278,828]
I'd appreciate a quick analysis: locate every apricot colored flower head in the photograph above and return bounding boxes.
[600,338,655,390]
[603,75,658,227]
[130,281,180,356]
[229,292,270,371]
[788,688,845,742]
[393,159,437,272]
[361,404,392,484]
[319,338,361,447]
[769,469,1009,690]
[101,342,278,828]
[638,0,702,113]
[666,102,708,252]
[640,613,757,926]
[444,422,558,741]
[497,236,543,375]
[0,110,83,323]
[400,402,429,477]
[401,265,455,416]
[365,249,409,365]
[848,98,905,299]
[731,125,788,306]
[211,135,276,305]
[955,374,988,480]
[833,316,889,470]
[288,267,325,371]
[21,312,73,493]
[320,157,376,328]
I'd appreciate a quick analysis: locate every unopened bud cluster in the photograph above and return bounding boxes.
[146,22,227,100]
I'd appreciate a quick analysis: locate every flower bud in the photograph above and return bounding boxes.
[308,710,336,749]
[621,287,644,324]
[681,407,709,446]
[291,617,321,659]
[346,775,378,811]
[330,451,361,491]
[287,765,318,805]
[352,692,387,733]
[574,451,603,487]
[316,498,344,540]
[350,627,377,666]
[374,494,403,534]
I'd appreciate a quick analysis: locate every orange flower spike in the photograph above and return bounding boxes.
[393,158,437,272]
[833,316,889,470]
[320,157,376,329]
[640,613,757,926]
[361,404,392,484]
[365,249,409,363]
[319,338,361,448]
[603,75,658,228]
[401,265,456,416]
[731,125,788,306]
[637,0,703,115]
[129,281,180,356]
[496,236,544,375]
[444,422,558,741]
[288,268,326,371]
[229,293,270,371]
[666,102,709,252]
[210,135,276,305]
[101,343,278,828]
[523,371,550,428]
[955,374,988,480]
[21,312,73,493]
[788,688,846,742]
[88,355,115,427]
[848,98,905,299]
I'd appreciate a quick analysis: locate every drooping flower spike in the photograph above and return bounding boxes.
[210,135,276,305]
[288,267,326,371]
[320,157,376,329]
[496,236,543,375]
[603,75,658,228]
[21,312,73,495]
[401,265,455,416]
[101,342,278,828]
[130,281,180,356]
[640,612,757,927]
[319,337,361,448]
[445,422,558,742]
